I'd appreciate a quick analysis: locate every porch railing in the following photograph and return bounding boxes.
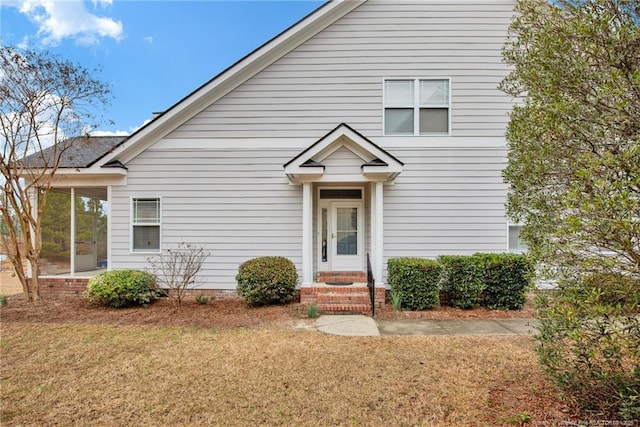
[366,253,375,317]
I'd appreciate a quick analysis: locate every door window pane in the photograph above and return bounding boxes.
[337,232,357,255]
[336,207,357,256]
[321,208,328,262]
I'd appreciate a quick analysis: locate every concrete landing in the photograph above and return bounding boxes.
[316,315,380,336]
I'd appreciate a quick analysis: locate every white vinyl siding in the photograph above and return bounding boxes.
[111,148,303,287]
[131,198,161,253]
[321,146,369,176]
[166,0,515,140]
[108,0,517,289]
[384,79,450,135]
[383,146,509,265]
[112,142,510,288]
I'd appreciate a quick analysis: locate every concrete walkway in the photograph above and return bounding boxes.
[316,315,539,337]
[316,315,380,336]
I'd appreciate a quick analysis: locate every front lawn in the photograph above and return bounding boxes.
[1,319,570,425]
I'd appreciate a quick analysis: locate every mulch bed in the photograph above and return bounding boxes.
[375,295,538,320]
[0,292,538,328]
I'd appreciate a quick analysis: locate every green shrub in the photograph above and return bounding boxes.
[582,273,640,311]
[535,273,640,419]
[474,253,533,310]
[236,256,298,306]
[387,258,441,310]
[195,294,210,305]
[307,304,318,319]
[86,270,160,308]
[390,289,402,311]
[438,255,484,309]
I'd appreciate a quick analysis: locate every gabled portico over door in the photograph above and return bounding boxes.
[284,123,404,287]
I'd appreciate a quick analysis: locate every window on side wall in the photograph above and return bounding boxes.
[131,198,161,253]
[508,224,528,253]
[384,79,450,135]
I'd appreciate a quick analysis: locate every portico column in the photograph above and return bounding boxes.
[70,187,76,277]
[374,182,384,284]
[370,183,376,276]
[302,181,313,286]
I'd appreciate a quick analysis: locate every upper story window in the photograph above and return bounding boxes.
[131,197,161,253]
[384,79,450,135]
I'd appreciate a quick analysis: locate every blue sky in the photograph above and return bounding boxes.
[1,0,325,135]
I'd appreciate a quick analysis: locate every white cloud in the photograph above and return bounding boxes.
[89,129,129,137]
[9,0,123,46]
[142,36,153,44]
[16,35,31,50]
[89,118,153,137]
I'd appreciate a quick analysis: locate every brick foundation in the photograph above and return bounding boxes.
[32,277,300,302]
[36,277,244,300]
[168,288,242,300]
[36,277,392,312]
[39,277,90,297]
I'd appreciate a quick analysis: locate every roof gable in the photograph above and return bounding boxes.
[99,0,366,167]
[284,123,403,183]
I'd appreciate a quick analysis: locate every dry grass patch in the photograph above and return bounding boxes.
[1,322,569,426]
[0,270,22,296]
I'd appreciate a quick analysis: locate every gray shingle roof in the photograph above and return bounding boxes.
[23,135,127,168]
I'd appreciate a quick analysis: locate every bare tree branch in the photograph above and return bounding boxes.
[0,46,112,302]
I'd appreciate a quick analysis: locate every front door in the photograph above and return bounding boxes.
[330,201,363,271]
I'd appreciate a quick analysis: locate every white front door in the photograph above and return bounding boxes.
[330,201,363,271]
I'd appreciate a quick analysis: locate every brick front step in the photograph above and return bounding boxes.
[316,292,371,305]
[318,303,371,315]
[300,286,374,315]
[316,271,367,283]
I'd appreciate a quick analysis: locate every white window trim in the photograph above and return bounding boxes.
[130,196,162,254]
[382,77,452,136]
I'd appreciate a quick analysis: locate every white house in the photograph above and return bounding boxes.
[36,0,524,311]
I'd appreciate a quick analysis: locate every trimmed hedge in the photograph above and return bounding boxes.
[438,255,485,309]
[387,257,442,310]
[86,270,160,308]
[236,256,298,306]
[475,253,533,310]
